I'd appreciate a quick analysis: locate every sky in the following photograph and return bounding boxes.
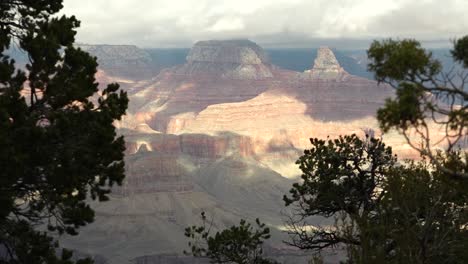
[62,0,468,49]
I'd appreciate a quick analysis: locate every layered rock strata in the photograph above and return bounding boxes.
[174,39,274,79]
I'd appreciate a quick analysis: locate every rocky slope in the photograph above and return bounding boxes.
[62,40,399,264]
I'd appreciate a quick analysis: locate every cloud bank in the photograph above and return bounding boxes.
[62,0,468,48]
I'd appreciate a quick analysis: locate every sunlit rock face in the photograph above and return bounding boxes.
[299,46,348,79]
[174,39,274,79]
[76,44,156,80]
[119,40,284,133]
[119,40,395,181]
[312,46,344,72]
[124,42,392,134]
[115,41,396,196]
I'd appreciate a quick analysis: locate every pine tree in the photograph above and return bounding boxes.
[0,1,128,263]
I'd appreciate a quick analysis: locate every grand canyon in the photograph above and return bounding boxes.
[3,1,467,264]
[51,39,422,263]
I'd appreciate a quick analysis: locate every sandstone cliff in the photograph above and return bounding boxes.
[299,46,348,79]
[123,42,393,134]
[116,41,398,186]
[174,39,274,79]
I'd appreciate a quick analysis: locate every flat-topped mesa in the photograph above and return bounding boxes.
[299,46,348,80]
[77,44,152,63]
[76,44,155,79]
[175,39,274,79]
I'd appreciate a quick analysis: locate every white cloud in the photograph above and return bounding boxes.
[61,0,468,47]
[208,17,245,32]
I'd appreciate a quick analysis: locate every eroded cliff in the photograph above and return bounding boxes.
[174,39,274,79]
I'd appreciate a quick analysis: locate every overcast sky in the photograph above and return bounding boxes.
[62,0,468,49]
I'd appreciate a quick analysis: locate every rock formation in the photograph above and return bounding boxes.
[175,39,274,79]
[312,47,344,72]
[123,40,282,132]
[113,40,397,200]
[76,44,157,80]
[123,42,393,134]
[299,46,348,79]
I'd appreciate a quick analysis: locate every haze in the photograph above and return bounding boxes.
[62,0,468,48]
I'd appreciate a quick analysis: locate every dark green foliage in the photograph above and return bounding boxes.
[284,134,394,216]
[0,0,128,263]
[367,39,441,83]
[377,83,425,132]
[367,36,468,260]
[283,135,395,253]
[0,219,93,264]
[372,159,468,264]
[452,36,468,68]
[284,135,468,263]
[184,212,277,264]
[367,37,468,179]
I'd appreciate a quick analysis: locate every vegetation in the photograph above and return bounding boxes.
[0,0,128,263]
[284,135,468,263]
[184,212,277,264]
[283,135,394,254]
[368,38,468,179]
